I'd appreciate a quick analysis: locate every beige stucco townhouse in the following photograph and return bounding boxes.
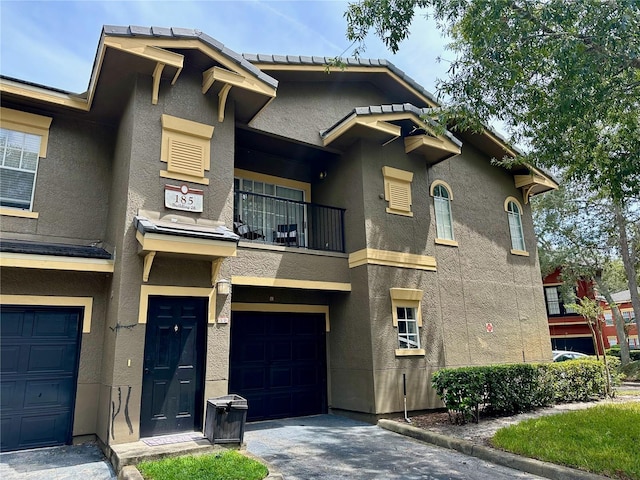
[0,25,557,452]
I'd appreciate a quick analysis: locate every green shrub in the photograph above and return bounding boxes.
[540,359,607,403]
[620,360,640,381]
[606,347,640,362]
[484,364,553,414]
[432,359,608,423]
[432,367,487,424]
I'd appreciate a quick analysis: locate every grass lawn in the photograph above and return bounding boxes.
[137,450,268,480]
[492,402,640,480]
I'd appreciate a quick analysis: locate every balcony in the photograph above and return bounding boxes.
[233,190,345,253]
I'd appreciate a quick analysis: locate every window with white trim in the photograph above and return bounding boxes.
[544,286,577,316]
[396,306,420,349]
[604,313,613,326]
[505,198,526,252]
[431,182,454,241]
[390,288,425,356]
[0,108,52,213]
[0,129,41,210]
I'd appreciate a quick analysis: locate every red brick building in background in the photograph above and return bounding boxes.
[544,268,607,355]
[600,289,639,350]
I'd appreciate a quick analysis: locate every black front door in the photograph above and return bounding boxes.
[140,296,206,437]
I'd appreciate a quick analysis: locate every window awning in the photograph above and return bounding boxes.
[0,239,114,273]
[133,210,239,284]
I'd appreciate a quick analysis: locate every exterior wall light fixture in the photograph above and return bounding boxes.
[216,279,231,295]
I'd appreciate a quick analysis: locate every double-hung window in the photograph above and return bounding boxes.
[390,288,425,356]
[0,108,52,215]
[396,306,420,349]
[0,129,40,210]
[504,197,526,254]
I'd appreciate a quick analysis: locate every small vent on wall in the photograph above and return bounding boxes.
[168,139,205,177]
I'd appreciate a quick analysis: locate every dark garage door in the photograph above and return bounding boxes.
[551,336,595,355]
[229,312,327,422]
[0,306,82,452]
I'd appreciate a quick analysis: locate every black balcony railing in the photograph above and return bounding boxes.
[233,190,345,253]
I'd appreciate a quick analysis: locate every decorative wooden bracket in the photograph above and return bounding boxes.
[143,251,156,282]
[218,84,232,122]
[152,63,165,105]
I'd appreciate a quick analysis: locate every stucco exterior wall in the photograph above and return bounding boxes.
[230,246,349,284]
[329,137,552,414]
[0,103,114,243]
[250,82,387,147]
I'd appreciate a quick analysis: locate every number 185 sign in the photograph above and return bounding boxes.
[165,184,204,212]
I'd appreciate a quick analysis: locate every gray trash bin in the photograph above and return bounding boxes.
[204,394,248,444]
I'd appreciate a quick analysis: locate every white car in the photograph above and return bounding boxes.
[552,350,589,362]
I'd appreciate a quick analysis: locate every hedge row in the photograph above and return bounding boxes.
[607,347,640,362]
[431,359,609,424]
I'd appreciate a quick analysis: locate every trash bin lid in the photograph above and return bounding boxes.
[207,394,248,408]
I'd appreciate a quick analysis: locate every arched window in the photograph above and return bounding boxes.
[431,181,454,241]
[505,198,526,252]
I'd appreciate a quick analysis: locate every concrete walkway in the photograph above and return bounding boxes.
[0,443,115,480]
[244,414,546,480]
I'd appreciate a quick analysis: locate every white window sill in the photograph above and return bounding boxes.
[395,348,425,357]
[0,207,39,219]
[435,238,458,247]
[385,208,414,217]
[510,249,530,257]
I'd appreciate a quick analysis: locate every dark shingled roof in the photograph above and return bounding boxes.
[102,25,279,90]
[321,103,462,147]
[242,53,439,105]
[0,240,112,259]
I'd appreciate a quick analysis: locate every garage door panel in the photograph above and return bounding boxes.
[293,367,320,386]
[0,306,81,452]
[232,366,266,390]
[17,411,71,448]
[292,341,320,361]
[27,344,77,373]
[24,378,75,408]
[267,393,292,417]
[229,312,327,422]
[232,342,266,362]
[1,346,20,373]
[32,312,79,338]
[1,381,18,409]
[0,311,24,336]
[270,367,292,388]
[270,343,292,361]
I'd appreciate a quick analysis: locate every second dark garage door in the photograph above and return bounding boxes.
[229,312,327,422]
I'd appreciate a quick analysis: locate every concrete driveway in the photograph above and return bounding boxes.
[245,415,545,480]
[0,443,115,480]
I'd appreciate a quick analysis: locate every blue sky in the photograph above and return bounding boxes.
[0,0,450,96]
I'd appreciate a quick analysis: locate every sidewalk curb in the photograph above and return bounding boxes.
[378,419,608,480]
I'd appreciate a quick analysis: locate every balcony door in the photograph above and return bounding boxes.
[234,177,306,246]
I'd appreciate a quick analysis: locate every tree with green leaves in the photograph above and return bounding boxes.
[532,177,638,365]
[565,296,612,396]
[344,0,640,351]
